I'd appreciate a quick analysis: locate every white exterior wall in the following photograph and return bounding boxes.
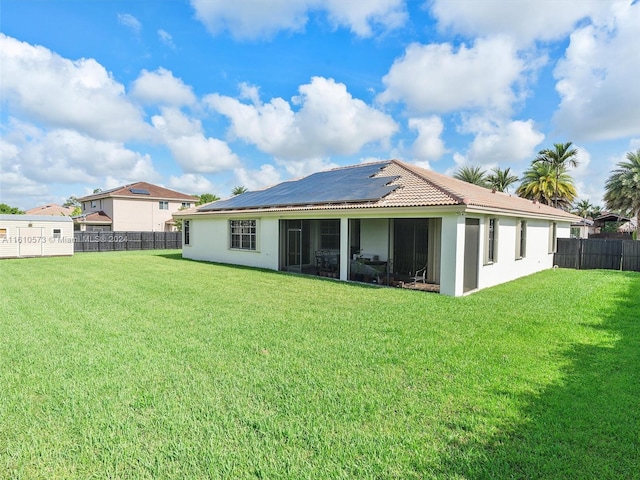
[183,216,280,270]
[476,216,571,292]
[0,216,74,258]
[359,218,390,261]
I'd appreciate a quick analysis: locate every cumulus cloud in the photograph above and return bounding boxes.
[168,174,214,194]
[131,68,196,106]
[152,108,240,173]
[553,2,640,141]
[378,37,525,115]
[189,0,405,39]
[205,76,398,161]
[408,116,446,161]
[2,121,160,186]
[0,34,150,141]
[430,0,608,45]
[459,115,545,165]
[234,164,282,191]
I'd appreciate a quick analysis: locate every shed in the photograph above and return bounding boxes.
[0,215,74,258]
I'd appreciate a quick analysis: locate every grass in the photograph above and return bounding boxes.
[1,250,639,479]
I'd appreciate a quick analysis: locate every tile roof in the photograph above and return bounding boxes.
[25,204,74,216]
[78,182,199,202]
[73,211,112,223]
[178,159,580,221]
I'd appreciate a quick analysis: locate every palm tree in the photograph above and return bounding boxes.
[533,142,579,208]
[572,199,593,219]
[232,186,248,195]
[453,165,488,187]
[486,167,518,192]
[604,149,640,236]
[516,162,577,208]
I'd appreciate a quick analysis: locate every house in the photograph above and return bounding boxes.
[174,160,580,296]
[75,182,199,232]
[570,218,594,238]
[0,215,74,258]
[26,204,74,216]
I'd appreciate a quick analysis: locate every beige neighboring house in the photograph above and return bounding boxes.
[26,204,74,216]
[75,182,199,232]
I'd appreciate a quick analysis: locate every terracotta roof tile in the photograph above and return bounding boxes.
[78,182,199,202]
[25,204,74,216]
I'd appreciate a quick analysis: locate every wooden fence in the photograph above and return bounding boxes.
[74,231,182,252]
[554,238,640,272]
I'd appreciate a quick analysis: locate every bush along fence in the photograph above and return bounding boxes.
[73,232,182,252]
[554,238,640,272]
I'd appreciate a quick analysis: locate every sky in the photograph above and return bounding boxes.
[1,0,639,210]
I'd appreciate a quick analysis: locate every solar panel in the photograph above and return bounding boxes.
[198,162,398,211]
[130,188,150,195]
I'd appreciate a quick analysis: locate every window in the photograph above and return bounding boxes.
[91,201,97,208]
[53,228,61,239]
[515,219,527,259]
[159,201,169,210]
[548,222,557,253]
[184,220,190,246]
[320,220,340,250]
[182,202,191,208]
[230,220,256,250]
[0,228,6,239]
[484,217,498,264]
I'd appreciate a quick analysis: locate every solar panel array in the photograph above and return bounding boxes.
[198,162,397,211]
[129,188,150,195]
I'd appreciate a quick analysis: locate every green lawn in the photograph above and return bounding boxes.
[1,250,638,479]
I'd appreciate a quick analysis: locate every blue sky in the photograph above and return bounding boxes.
[1,0,639,210]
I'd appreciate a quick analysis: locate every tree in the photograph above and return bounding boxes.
[572,199,593,219]
[0,203,24,214]
[232,186,248,195]
[453,165,488,187]
[93,188,102,194]
[70,206,82,217]
[533,142,579,208]
[63,196,81,208]
[516,162,577,208]
[196,193,220,206]
[486,167,518,192]
[604,149,640,237]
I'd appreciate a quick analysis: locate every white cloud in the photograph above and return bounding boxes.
[152,108,240,173]
[206,76,398,160]
[0,34,150,141]
[464,118,545,165]
[189,0,405,39]
[158,29,176,50]
[378,37,525,115]
[408,116,446,161]
[117,13,142,34]
[131,68,196,106]
[234,164,282,191]
[553,2,640,141]
[429,0,608,45]
[2,123,160,185]
[168,174,214,194]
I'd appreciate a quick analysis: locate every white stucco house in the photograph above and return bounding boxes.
[174,160,580,296]
[0,215,74,258]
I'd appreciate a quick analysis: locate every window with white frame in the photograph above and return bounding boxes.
[182,202,191,208]
[230,220,256,250]
[159,201,169,210]
[184,220,190,246]
[548,221,557,253]
[515,219,527,259]
[53,228,61,239]
[0,228,6,239]
[484,217,498,264]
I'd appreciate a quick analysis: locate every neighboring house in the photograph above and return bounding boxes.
[26,204,74,216]
[570,218,594,238]
[75,182,199,232]
[0,215,74,258]
[174,160,580,297]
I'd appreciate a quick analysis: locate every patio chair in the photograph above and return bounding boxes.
[409,264,427,286]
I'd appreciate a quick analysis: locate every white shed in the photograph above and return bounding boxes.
[0,215,74,258]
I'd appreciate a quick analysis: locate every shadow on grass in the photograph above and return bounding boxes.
[440,272,640,479]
